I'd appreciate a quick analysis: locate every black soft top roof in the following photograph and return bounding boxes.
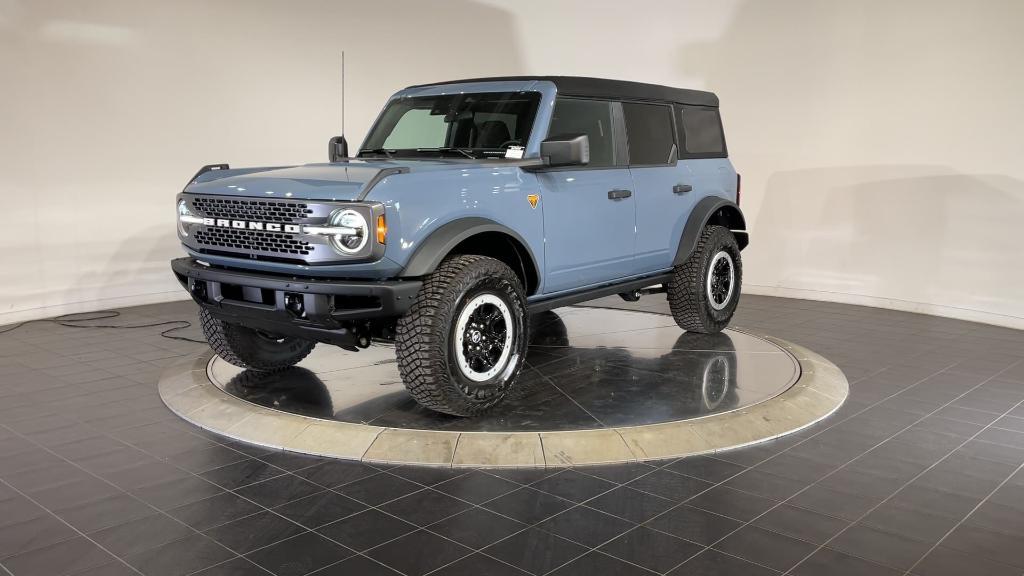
[407,76,718,108]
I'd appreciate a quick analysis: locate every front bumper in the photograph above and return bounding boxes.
[171,257,421,346]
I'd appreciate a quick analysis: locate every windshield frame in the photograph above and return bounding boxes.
[359,89,545,160]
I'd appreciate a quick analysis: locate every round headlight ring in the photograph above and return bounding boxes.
[329,209,369,254]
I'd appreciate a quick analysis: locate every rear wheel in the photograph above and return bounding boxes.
[199,308,316,372]
[667,225,742,334]
[395,255,528,416]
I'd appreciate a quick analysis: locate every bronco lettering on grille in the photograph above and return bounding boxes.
[201,218,302,233]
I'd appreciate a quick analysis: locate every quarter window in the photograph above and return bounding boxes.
[622,102,676,165]
[547,98,619,167]
[679,105,726,157]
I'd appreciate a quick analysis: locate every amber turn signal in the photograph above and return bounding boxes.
[376,214,387,244]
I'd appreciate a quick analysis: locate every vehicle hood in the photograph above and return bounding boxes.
[184,158,495,201]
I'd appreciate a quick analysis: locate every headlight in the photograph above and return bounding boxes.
[177,199,195,236]
[327,209,368,254]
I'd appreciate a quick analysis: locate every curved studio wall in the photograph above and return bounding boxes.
[2,0,1022,328]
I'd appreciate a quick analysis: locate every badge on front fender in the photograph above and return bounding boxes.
[527,194,539,209]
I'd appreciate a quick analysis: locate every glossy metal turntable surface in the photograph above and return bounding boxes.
[209,307,800,432]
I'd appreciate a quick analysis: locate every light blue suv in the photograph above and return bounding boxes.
[172,76,747,416]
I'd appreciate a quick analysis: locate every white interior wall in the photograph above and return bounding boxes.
[2,0,1023,328]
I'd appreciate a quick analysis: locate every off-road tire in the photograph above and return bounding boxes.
[395,255,528,416]
[199,308,316,372]
[667,225,742,334]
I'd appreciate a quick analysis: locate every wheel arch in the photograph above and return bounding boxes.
[673,196,749,267]
[401,217,541,295]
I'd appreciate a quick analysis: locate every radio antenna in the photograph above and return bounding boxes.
[344,49,348,136]
[328,51,350,161]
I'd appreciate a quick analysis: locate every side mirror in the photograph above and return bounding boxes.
[540,134,589,167]
[328,135,349,162]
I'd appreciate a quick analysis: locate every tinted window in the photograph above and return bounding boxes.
[547,98,618,167]
[622,102,676,165]
[679,105,726,156]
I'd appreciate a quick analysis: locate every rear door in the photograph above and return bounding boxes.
[624,101,688,273]
[627,102,733,273]
[535,98,636,294]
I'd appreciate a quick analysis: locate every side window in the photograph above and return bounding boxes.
[382,108,446,149]
[547,98,618,167]
[678,105,727,157]
[622,102,676,165]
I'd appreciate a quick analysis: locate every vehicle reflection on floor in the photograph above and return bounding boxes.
[215,307,799,432]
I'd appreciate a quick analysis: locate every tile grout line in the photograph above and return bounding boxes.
[450,433,462,468]
[580,359,971,574]
[0,420,266,574]
[902,453,1024,576]
[775,359,1024,575]
[526,363,608,429]
[447,359,951,572]
[468,466,785,576]
[0,477,146,576]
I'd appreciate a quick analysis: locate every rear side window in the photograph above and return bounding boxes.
[678,105,726,157]
[548,98,618,167]
[622,102,676,165]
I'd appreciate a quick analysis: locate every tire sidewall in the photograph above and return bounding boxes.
[698,229,742,323]
[444,276,528,405]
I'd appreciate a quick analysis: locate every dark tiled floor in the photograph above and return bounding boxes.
[1,295,1024,575]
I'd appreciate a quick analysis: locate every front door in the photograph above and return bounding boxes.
[535,98,635,294]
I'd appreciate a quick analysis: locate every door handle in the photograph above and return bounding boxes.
[608,189,632,200]
[673,184,693,194]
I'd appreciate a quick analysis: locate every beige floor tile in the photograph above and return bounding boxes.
[540,429,636,466]
[289,421,383,460]
[452,433,545,468]
[363,429,459,466]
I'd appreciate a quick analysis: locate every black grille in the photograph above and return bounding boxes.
[193,228,311,256]
[191,197,313,223]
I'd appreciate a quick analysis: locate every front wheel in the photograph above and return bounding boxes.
[395,255,528,416]
[667,225,743,334]
[198,308,316,372]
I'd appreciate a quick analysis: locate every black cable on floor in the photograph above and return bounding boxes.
[0,310,207,344]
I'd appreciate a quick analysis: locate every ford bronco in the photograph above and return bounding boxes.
[172,76,747,416]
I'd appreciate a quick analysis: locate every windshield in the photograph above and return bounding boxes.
[360,91,541,159]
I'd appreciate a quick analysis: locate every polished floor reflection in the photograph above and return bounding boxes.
[210,307,800,431]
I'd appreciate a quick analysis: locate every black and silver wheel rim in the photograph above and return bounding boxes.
[706,251,735,311]
[454,293,515,384]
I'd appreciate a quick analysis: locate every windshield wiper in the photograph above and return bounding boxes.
[359,148,395,159]
[416,147,478,160]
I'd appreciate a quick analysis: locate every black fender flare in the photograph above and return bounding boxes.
[672,196,749,266]
[400,217,542,283]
